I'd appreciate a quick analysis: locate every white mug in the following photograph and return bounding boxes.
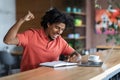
[88,55,99,62]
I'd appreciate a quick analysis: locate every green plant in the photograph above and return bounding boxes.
[105,2,120,45]
[106,33,120,45]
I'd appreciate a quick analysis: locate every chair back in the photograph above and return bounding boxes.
[0,51,16,66]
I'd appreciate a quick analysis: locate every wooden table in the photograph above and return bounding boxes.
[96,45,120,50]
[0,50,120,80]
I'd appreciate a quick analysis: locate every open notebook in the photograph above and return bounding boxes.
[39,61,77,68]
[78,46,115,67]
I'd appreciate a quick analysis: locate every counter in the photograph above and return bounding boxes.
[0,50,120,80]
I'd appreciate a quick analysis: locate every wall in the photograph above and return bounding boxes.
[0,0,16,51]
[16,0,65,32]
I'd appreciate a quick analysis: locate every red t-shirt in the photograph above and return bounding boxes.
[17,28,74,72]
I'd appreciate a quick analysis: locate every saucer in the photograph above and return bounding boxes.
[88,59,102,62]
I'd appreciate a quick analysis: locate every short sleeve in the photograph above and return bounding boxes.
[60,38,75,55]
[17,29,34,47]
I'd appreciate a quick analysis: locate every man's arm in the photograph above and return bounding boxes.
[4,11,35,45]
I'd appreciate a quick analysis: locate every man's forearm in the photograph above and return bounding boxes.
[4,19,25,45]
[4,11,35,45]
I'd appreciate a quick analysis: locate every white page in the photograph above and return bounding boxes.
[39,61,77,68]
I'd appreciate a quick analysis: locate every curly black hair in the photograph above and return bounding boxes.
[40,8,74,29]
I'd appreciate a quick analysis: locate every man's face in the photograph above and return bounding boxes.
[46,23,65,40]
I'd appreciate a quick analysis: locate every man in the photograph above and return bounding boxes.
[4,8,81,72]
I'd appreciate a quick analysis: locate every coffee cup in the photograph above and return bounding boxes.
[88,55,100,62]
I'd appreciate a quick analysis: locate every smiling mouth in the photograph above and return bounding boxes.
[48,34,58,40]
[52,34,59,39]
